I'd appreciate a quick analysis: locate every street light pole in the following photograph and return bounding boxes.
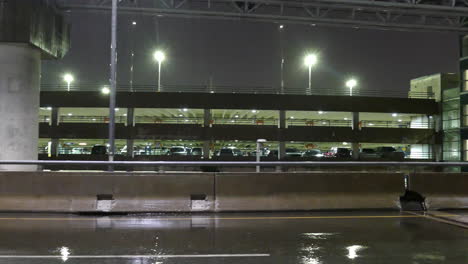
[158,61,162,92]
[108,0,118,166]
[153,50,166,92]
[279,24,285,94]
[346,79,357,96]
[304,54,317,95]
[63,74,74,92]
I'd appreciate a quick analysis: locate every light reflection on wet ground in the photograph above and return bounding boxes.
[0,211,466,263]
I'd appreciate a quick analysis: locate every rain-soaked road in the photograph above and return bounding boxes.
[0,211,466,264]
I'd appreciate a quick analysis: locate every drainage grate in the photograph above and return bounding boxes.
[191,194,209,211]
[96,194,114,212]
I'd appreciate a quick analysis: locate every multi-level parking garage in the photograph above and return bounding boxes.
[38,87,439,161]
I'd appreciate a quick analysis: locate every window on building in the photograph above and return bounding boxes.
[464,70,468,91]
[443,132,460,161]
[464,140,468,161]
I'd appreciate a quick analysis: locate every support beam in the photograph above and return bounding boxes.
[60,0,468,33]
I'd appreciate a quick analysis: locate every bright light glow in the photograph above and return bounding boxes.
[46,118,50,121]
[322,122,327,125]
[429,116,433,119]
[279,24,284,29]
[252,110,258,113]
[59,246,70,262]
[344,118,348,120]
[392,113,398,117]
[343,142,349,145]
[182,108,188,112]
[318,111,324,114]
[304,54,318,67]
[346,245,367,259]
[63,74,74,83]
[290,116,295,119]
[67,113,72,116]
[178,114,183,117]
[78,143,87,146]
[346,78,357,89]
[369,123,374,126]
[153,50,166,63]
[184,119,189,122]
[92,118,96,121]
[132,21,137,25]
[115,108,120,111]
[101,87,110,95]
[46,107,52,111]
[231,120,235,123]
[234,115,239,118]
[123,114,127,117]
[398,119,402,122]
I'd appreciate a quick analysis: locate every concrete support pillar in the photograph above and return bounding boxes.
[203,109,212,159]
[352,112,360,160]
[279,110,286,129]
[0,44,41,170]
[126,108,135,127]
[278,141,286,160]
[125,108,135,158]
[203,140,211,159]
[278,110,286,160]
[49,107,60,158]
[126,139,134,158]
[50,138,59,157]
[203,109,212,127]
[51,107,59,126]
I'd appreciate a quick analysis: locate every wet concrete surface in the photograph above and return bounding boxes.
[0,211,466,263]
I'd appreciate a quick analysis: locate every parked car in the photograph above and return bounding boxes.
[302,149,323,158]
[329,147,351,158]
[268,149,279,158]
[91,145,107,155]
[375,147,405,160]
[359,148,379,159]
[285,148,302,157]
[191,147,203,156]
[218,147,243,157]
[169,146,189,156]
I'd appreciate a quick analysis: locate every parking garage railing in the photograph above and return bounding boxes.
[0,160,463,167]
[38,116,435,129]
[40,84,435,99]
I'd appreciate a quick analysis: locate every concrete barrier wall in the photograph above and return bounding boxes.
[409,173,468,210]
[215,172,405,211]
[0,172,215,212]
[5,171,460,212]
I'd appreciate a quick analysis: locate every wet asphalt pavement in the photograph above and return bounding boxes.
[0,211,466,264]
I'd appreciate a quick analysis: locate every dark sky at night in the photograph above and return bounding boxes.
[42,11,460,94]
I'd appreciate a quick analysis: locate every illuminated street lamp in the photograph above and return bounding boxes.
[101,86,110,95]
[304,54,318,95]
[346,78,357,96]
[153,50,166,92]
[63,73,74,92]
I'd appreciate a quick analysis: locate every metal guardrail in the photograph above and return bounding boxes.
[0,160,464,167]
[40,84,435,99]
